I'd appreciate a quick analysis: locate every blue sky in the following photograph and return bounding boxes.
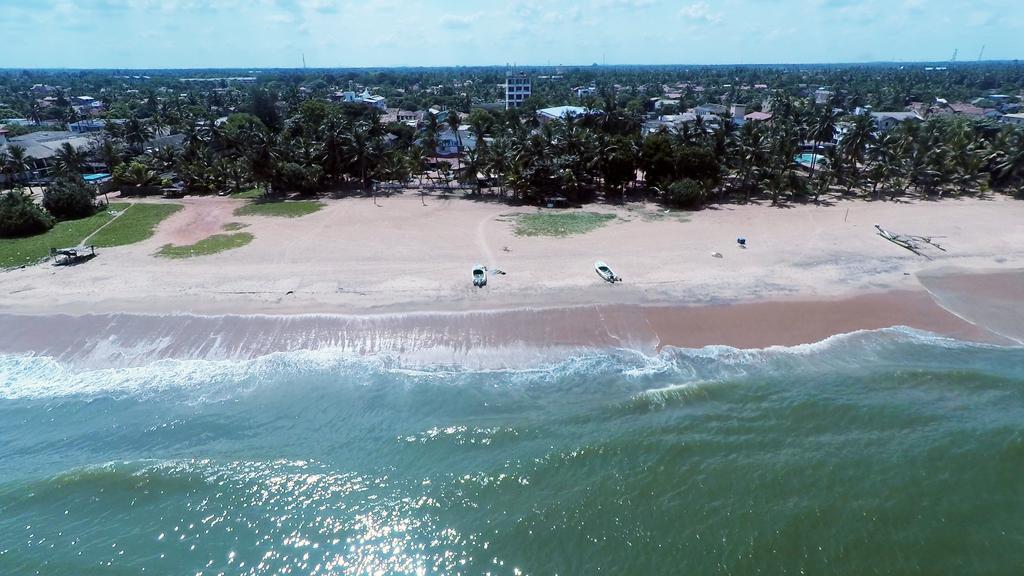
[1,0,1020,68]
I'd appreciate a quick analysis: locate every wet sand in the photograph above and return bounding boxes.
[0,279,1014,370]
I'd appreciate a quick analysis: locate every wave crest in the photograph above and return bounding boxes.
[0,327,1015,402]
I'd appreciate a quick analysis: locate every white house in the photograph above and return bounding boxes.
[1002,113,1024,126]
[536,106,600,125]
[425,127,478,157]
[693,103,727,117]
[653,99,681,111]
[574,85,598,98]
[870,111,922,131]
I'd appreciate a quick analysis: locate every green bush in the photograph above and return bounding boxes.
[0,190,55,238]
[664,179,706,210]
[42,176,96,220]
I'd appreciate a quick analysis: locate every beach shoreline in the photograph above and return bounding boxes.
[2,193,1023,364]
[0,272,1018,370]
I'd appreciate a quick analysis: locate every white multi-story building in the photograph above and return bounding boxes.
[505,71,531,110]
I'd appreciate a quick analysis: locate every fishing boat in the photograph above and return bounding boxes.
[472,264,487,287]
[875,225,946,260]
[595,261,620,283]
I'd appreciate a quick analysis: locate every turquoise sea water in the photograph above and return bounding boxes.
[2,328,1023,575]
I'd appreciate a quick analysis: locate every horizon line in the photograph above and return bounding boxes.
[1,59,1022,73]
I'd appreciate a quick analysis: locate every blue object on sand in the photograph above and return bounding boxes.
[737,237,747,247]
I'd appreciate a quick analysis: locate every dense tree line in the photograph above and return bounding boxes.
[1,63,1023,237]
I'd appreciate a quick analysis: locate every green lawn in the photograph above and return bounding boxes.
[89,203,182,247]
[230,187,266,199]
[222,222,249,231]
[234,200,324,218]
[0,202,183,268]
[512,211,617,237]
[157,232,254,259]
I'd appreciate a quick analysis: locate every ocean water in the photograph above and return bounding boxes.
[1,328,1023,575]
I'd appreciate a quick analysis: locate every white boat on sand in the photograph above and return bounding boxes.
[595,261,621,283]
[472,264,487,287]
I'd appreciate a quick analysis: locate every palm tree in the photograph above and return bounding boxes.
[98,138,124,173]
[840,113,876,193]
[123,116,154,155]
[734,122,767,201]
[343,121,380,189]
[988,128,1024,191]
[53,143,85,176]
[3,145,33,189]
[120,163,158,188]
[446,110,463,169]
[807,106,842,180]
[243,127,281,197]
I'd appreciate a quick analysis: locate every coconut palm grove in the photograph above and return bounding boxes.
[1,62,1023,238]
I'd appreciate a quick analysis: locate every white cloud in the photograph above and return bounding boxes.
[679,2,722,23]
[439,12,483,28]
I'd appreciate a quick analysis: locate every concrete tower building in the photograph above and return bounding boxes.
[505,70,531,110]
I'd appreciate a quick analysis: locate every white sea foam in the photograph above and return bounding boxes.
[0,327,1007,402]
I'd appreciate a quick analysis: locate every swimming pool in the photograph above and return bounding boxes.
[794,153,828,169]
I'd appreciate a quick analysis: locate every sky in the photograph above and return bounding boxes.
[1,0,1021,69]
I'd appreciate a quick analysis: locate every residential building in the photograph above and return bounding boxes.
[1003,113,1024,126]
[505,71,531,110]
[1,130,97,179]
[652,98,680,111]
[574,85,597,99]
[871,111,922,131]
[535,106,599,125]
[432,127,479,157]
[358,89,387,111]
[744,111,773,123]
[814,88,834,105]
[68,119,115,133]
[730,104,746,126]
[693,103,727,117]
[330,89,387,110]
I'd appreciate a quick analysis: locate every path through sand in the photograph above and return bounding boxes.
[151,197,242,246]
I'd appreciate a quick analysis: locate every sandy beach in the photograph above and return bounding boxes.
[1,191,1023,362]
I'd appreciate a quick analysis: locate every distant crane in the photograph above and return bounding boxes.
[978,45,986,61]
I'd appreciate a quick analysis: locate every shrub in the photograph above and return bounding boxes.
[664,178,706,210]
[0,190,55,238]
[42,175,96,220]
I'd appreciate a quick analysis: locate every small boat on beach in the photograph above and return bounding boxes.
[472,264,487,287]
[595,261,621,283]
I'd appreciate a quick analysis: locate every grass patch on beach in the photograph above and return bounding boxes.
[157,232,254,259]
[235,200,324,218]
[222,222,249,231]
[90,203,183,247]
[512,211,617,237]
[0,204,123,268]
[230,187,266,199]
